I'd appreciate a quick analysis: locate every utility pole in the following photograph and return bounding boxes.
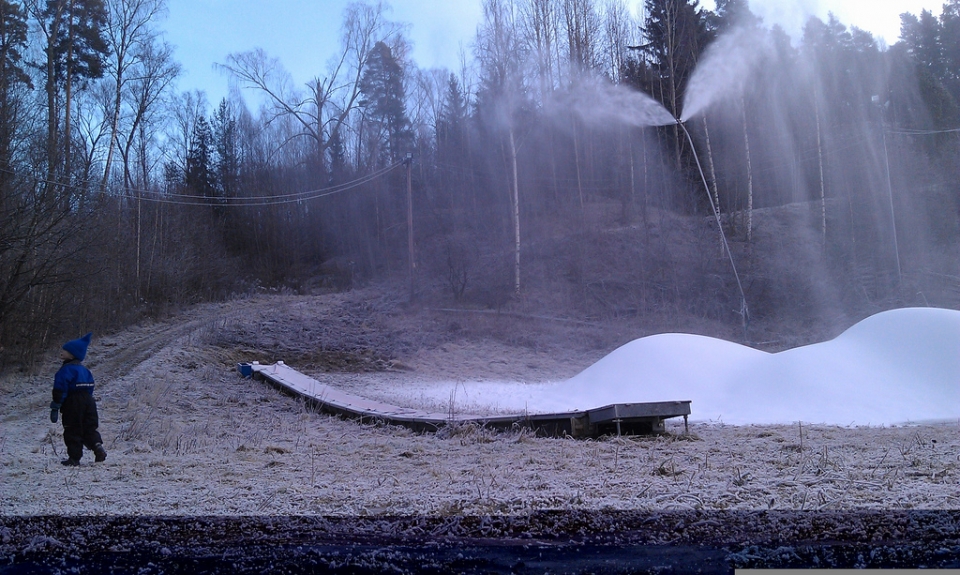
[405,153,415,301]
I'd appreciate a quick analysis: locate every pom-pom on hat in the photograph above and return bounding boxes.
[63,332,92,361]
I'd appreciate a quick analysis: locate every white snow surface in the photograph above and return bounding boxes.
[356,308,960,426]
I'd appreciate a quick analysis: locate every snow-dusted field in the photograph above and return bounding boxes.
[2,296,958,517]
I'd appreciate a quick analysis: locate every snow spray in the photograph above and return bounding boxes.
[561,83,750,329]
[669,25,774,332]
[680,26,773,122]
[555,27,768,332]
[550,77,677,128]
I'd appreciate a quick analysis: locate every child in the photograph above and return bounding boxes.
[50,333,107,466]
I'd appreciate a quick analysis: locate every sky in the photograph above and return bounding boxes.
[360,307,960,426]
[162,0,945,109]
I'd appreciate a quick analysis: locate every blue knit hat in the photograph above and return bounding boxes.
[63,333,92,361]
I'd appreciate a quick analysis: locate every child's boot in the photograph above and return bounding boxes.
[94,443,107,463]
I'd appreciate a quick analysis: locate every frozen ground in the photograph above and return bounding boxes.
[2,293,957,518]
[2,292,959,572]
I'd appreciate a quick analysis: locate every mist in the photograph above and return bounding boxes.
[548,77,677,128]
[5,0,959,365]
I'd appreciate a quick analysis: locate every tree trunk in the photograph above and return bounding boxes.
[101,66,123,193]
[573,119,584,211]
[63,0,74,185]
[879,112,902,284]
[641,127,648,226]
[815,95,826,246]
[136,192,141,301]
[509,125,520,295]
[741,97,753,242]
[665,2,681,171]
[628,127,635,221]
[45,4,63,190]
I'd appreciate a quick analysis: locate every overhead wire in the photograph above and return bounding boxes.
[135,161,404,207]
[0,160,405,208]
[886,126,960,135]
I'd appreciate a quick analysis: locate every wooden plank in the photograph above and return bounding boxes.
[241,362,692,437]
[587,401,691,424]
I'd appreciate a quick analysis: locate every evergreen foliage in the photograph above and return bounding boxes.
[46,0,110,83]
[359,40,411,165]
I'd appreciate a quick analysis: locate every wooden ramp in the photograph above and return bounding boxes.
[241,362,691,438]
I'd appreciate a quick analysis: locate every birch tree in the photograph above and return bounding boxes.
[476,0,527,295]
[100,0,167,191]
[118,36,178,190]
[600,0,635,83]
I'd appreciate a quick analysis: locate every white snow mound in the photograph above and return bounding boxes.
[398,308,960,426]
[555,307,960,425]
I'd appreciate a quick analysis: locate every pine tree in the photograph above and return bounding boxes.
[48,0,109,81]
[940,0,960,86]
[37,0,110,186]
[900,10,944,79]
[640,0,710,170]
[359,41,411,164]
[185,115,215,200]
[212,100,241,199]
[641,0,709,118]
[437,73,467,156]
[0,0,30,91]
[437,73,469,216]
[900,6,960,124]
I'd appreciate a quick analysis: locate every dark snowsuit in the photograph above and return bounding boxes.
[53,359,103,462]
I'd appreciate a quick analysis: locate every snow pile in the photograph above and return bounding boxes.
[377,308,960,426]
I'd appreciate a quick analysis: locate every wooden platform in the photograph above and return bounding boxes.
[241,362,691,438]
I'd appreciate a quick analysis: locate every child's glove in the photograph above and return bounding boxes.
[49,402,60,423]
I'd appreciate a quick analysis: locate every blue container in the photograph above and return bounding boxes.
[237,362,253,378]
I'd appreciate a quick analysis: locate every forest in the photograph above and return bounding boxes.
[1,0,959,367]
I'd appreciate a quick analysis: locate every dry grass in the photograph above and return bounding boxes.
[2,289,958,517]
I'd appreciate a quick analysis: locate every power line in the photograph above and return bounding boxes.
[886,126,960,135]
[0,161,405,208]
[135,162,404,207]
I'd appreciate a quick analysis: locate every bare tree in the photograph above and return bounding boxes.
[599,0,635,83]
[164,89,206,178]
[740,95,753,241]
[100,0,167,191]
[72,82,110,185]
[218,1,404,176]
[519,0,559,98]
[118,36,178,190]
[562,0,600,75]
[409,67,446,150]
